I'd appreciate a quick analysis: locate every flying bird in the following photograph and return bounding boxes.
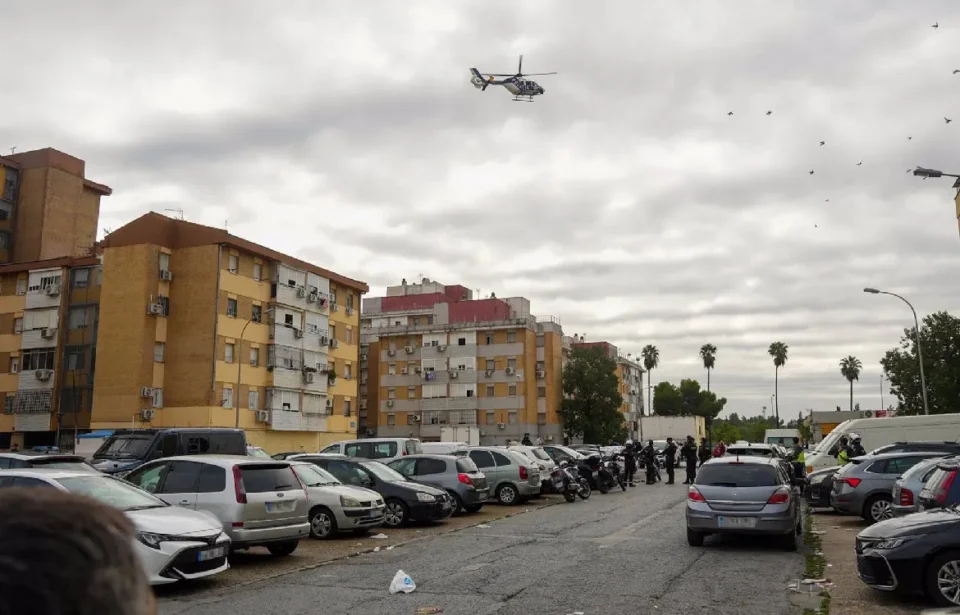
[932,22,939,28]
[766,110,773,115]
[809,170,815,175]
[908,136,913,140]
[815,224,819,228]
[825,199,830,202]
[727,111,734,116]
[946,117,953,124]
[856,160,863,166]
[819,141,826,146]
[954,70,960,74]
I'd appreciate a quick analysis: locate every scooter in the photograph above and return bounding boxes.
[602,455,627,492]
[556,459,591,501]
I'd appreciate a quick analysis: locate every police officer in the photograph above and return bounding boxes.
[662,438,678,484]
[849,433,866,458]
[679,436,698,484]
[789,436,806,480]
[622,440,638,487]
[698,438,711,467]
[641,440,658,484]
[835,436,850,465]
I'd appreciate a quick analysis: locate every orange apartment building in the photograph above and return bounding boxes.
[91,213,368,452]
[360,278,565,445]
[568,338,644,441]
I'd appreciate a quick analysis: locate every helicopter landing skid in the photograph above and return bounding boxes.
[512,97,535,102]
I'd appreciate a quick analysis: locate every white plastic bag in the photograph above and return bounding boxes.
[389,569,416,594]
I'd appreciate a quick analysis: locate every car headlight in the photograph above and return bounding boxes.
[137,532,175,549]
[416,492,436,503]
[340,495,362,508]
[809,475,825,485]
[871,537,913,550]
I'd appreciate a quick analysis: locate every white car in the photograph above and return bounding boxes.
[289,461,386,538]
[506,445,558,489]
[0,469,230,585]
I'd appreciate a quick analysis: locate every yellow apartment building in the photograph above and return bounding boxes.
[360,279,564,444]
[91,213,367,452]
[569,338,644,442]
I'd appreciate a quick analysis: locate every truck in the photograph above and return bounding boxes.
[440,425,480,446]
[638,416,706,443]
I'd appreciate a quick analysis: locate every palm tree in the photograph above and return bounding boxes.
[768,342,789,426]
[699,344,717,392]
[839,356,862,412]
[641,345,660,415]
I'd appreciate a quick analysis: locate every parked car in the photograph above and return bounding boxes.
[294,455,452,528]
[870,441,960,457]
[387,454,489,515]
[467,447,541,505]
[0,469,230,585]
[0,452,98,472]
[246,446,271,459]
[506,445,557,491]
[856,509,960,606]
[91,428,247,476]
[724,442,795,479]
[918,460,960,512]
[541,444,586,465]
[287,462,385,539]
[686,457,802,549]
[893,455,955,516]
[271,451,306,460]
[831,452,948,523]
[419,442,470,456]
[804,467,841,508]
[122,455,309,555]
[317,438,423,462]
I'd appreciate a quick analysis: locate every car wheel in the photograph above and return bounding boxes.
[447,491,465,515]
[464,504,483,514]
[780,531,798,551]
[926,550,960,606]
[384,498,409,527]
[309,506,338,540]
[497,483,519,505]
[864,494,894,524]
[686,528,704,547]
[266,540,299,556]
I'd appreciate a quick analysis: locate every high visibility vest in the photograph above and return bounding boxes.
[838,449,849,465]
[798,450,805,463]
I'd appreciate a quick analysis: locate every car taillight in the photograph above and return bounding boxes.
[935,470,958,504]
[899,488,914,506]
[688,486,706,502]
[767,488,791,504]
[232,465,247,504]
[519,466,528,480]
[457,473,473,485]
[839,477,862,489]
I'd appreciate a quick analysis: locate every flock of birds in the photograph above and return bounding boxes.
[724,20,955,229]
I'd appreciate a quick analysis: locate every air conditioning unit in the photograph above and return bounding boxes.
[146,304,163,315]
[405,346,414,354]
[303,371,315,384]
[296,286,306,298]
[319,296,328,306]
[386,400,395,408]
[412,415,421,423]
[307,292,317,303]
[319,335,328,345]
[326,398,334,408]
[414,366,422,374]
[401,368,409,375]
[159,269,173,281]
[45,285,61,296]
[255,410,270,423]
[485,370,494,377]
[140,387,153,398]
[448,370,458,379]
[294,328,303,339]
[497,422,506,430]
[331,303,339,312]
[346,307,353,316]
[140,409,155,421]
[437,344,447,352]
[330,339,339,349]
[41,327,56,339]
[360,400,367,409]
[505,367,516,375]
[387,349,396,356]
[34,369,52,381]
[536,370,545,379]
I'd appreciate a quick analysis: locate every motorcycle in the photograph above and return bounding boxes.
[602,455,627,492]
[578,453,606,493]
[555,459,591,501]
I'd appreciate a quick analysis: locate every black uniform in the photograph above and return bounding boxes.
[663,440,678,484]
[641,442,657,484]
[697,440,711,467]
[850,440,866,458]
[521,434,532,446]
[622,444,638,486]
[680,438,698,484]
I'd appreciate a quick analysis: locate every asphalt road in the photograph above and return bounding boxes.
[159,483,805,615]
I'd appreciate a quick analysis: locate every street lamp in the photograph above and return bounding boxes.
[235,306,277,427]
[863,288,930,415]
[912,167,960,181]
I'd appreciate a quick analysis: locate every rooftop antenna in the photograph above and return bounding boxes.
[164,208,184,220]
[9,147,15,155]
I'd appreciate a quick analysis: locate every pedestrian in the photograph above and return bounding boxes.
[642,439,658,484]
[0,488,154,615]
[849,433,866,458]
[663,437,678,485]
[622,439,638,486]
[697,438,711,467]
[789,436,806,480]
[521,433,532,446]
[712,439,726,458]
[834,436,850,465]
[681,435,699,484]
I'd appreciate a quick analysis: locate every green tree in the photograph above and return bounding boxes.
[652,382,684,416]
[641,344,660,415]
[881,311,960,415]
[768,341,789,426]
[839,355,862,412]
[713,421,740,445]
[559,346,625,444]
[699,343,717,392]
[650,379,727,436]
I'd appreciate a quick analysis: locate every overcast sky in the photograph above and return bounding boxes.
[4,1,959,419]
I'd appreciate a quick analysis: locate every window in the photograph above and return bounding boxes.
[158,253,170,272]
[344,364,351,379]
[346,328,353,344]
[154,343,164,362]
[9,356,19,374]
[485,360,495,371]
[248,390,259,410]
[469,450,495,469]
[538,386,546,398]
[458,337,466,346]
[387,414,396,426]
[407,386,416,399]
[39,275,61,291]
[72,268,90,288]
[508,411,518,424]
[252,305,262,323]
[507,358,516,370]
[509,384,517,396]
[222,387,233,408]
[417,458,447,476]
[330,290,337,305]
[151,388,163,408]
[485,410,495,424]
[538,414,547,425]
[387,388,396,399]
[160,461,202,493]
[485,385,494,397]
[536,361,545,371]
[197,465,226,493]
[21,349,55,371]
[250,348,259,366]
[284,313,294,327]
[225,343,235,363]
[507,330,516,343]
[485,333,493,345]
[13,317,21,334]
[68,307,90,330]
[388,363,396,375]
[228,255,239,273]
[158,296,170,316]
[65,348,85,370]
[490,451,512,466]
[346,293,354,309]
[329,324,336,340]
[15,279,25,296]
[695,464,779,487]
[253,263,263,281]
[536,336,545,348]
[227,298,238,317]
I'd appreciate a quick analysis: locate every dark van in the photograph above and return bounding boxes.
[91,428,247,476]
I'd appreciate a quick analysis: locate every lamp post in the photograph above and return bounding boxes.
[235,307,276,428]
[912,167,960,182]
[863,288,929,415]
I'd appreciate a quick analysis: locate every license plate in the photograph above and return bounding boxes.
[197,545,228,562]
[477,489,488,500]
[367,508,382,518]
[265,500,295,513]
[717,516,757,529]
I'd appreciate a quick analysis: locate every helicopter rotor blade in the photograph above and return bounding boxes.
[483,73,515,77]
[518,54,523,75]
[522,72,557,76]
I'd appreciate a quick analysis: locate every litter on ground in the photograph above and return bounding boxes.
[389,569,416,594]
[371,533,389,539]
[477,524,490,528]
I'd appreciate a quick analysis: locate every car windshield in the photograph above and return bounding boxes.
[94,436,152,459]
[57,475,167,511]
[530,448,551,461]
[292,464,341,487]
[360,461,408,483]
[696,464,779,487]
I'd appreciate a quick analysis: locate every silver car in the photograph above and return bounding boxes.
[467,447,541,505]
[288,462,386,538]
[123,455,310,555]
[891,455,955,516]
[685,457,802,549]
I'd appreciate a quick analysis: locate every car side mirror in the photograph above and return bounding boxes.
[361,477,373,487]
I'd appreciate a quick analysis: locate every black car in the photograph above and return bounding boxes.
[856,508,960,606]
[295,455,452,528]
[0,453,98,472]
[805,467,841,508]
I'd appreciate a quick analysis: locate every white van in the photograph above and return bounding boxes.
[420,442,470,455]
[804,414,960,473]
[317,438,422,462]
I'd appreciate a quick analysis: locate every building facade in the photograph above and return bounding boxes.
[91,213,367,452]
[361,279,564,445]
[569,339,645,441]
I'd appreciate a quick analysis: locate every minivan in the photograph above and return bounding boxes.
[91,428,248,476]
[318,438,422,462]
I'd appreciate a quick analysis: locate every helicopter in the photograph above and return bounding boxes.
[470,55,557,102]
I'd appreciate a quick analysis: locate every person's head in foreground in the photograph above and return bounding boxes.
[0,487,154,615]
